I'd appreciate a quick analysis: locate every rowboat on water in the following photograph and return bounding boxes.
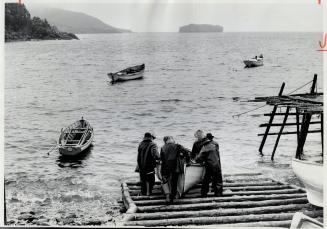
[108,64,145,83]
[58,118,94,156]
[243,54,263,68]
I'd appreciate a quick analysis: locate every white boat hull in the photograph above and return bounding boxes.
[292,158,323,207]
[110,70,144,82]
[181,164,205,193]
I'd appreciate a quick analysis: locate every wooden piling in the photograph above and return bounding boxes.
[321,113,324,154]
[258,82,285,155]
[271,107,290,160]
[296,108,300,144]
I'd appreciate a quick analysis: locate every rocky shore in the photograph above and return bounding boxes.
[8,205,124,226]
[5,3,78,42]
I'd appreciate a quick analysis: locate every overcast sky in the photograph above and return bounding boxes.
[26,0,323,32]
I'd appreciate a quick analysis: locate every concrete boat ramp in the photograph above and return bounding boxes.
[121,173,323,227]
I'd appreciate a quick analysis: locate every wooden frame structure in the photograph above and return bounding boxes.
[254,74,323,160]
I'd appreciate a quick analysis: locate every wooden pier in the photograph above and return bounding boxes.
[121,173,323,227]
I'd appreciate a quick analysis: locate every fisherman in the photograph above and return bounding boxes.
[191,130,206,160]
[160,136,190,203]
[80,117,86,128]
[137,132,160,196]
[195,133,223,197]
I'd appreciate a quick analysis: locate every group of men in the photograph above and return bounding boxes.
[136,130,223,203]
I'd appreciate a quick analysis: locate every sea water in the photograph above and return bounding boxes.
[4,32,323,225]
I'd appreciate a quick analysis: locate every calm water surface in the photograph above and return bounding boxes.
[5,33,323,225]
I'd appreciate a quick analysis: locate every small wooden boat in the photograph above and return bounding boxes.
[243,55,263,68]
[180,163,205,193]
[292,158,323,207]
[290,212,323,229]
[58,118,94,156]
[108,64,145,83]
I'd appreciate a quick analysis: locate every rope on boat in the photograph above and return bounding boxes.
[46,143,58,155]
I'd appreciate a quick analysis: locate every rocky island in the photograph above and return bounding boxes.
[179,24,223,33]
[5,3,78,42]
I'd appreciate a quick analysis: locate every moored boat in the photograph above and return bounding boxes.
[58,118,94,156]
[108,64,145,83]
[292,158,323,207]
[243,54,263,68]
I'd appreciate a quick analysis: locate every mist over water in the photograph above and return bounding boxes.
[5,32,323,225]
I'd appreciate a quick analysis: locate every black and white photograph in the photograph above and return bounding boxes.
[2,0,325,227]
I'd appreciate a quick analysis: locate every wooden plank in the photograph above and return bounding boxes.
[188,185,291,193]
[129,184,292,196]
[130,203,310,221]
[124,211,322,227]
[128,181,281,190]
[271,107,290,160]
[131,188,305,200]
[137,197,308,213]
[259,121,320,127]
[259,82,285,155]
[258,130,321,136]
[219,220,292,228]
[223,172,262,177]
[283,95,323,105]
[264,113,298,116]
[133,193,307,206]
[121,183,137,214]
[126,175,268,186]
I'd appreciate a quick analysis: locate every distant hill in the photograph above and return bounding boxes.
[5,3,78,42]
[179,24,223,33]
[29,7,132,34]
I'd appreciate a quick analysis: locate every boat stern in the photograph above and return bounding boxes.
[59,145,82,156]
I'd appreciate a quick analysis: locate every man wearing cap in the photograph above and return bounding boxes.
[137,132,160,196]
[195,133,223,197]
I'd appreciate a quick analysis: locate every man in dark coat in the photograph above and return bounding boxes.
[195,133,223,197]
[137,132,160,196]
[160,136,190,202]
